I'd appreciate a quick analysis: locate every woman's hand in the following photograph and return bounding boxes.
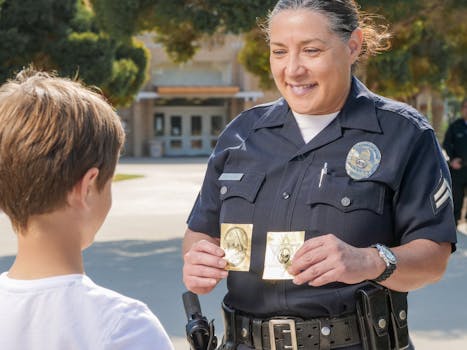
[183,229,228,294]
[288,234,451,292]
[287,234,384,286]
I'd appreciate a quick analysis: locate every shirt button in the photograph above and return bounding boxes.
[282,192,290,200]
[399,310,407,321]
[220,186,228,195]
[341,197,351,207]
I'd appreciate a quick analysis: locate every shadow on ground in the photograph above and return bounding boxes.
[408,232,467,339]
[0,235,465,340]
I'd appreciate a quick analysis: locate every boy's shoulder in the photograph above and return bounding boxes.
[79,275,161,327]
[79,276,173,348]
[0,273,173,349]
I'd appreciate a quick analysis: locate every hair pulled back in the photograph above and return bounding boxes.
[265,0,391,62]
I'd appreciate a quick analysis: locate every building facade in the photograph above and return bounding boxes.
[119,34,278,157]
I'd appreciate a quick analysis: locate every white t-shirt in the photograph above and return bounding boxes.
[0,273,174,350]
[292,111,339,143]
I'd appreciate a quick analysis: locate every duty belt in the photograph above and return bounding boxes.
[222,304,361,350]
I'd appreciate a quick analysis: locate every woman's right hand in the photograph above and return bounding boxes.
[182,229,228,294]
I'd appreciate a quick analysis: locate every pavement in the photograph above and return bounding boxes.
[0,157,466,349]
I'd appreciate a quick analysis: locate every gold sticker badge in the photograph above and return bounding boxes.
[345,141,381,180]
[221,223,252,271]
[262,231,305,280]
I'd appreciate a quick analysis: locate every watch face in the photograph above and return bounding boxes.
[381,245,397,264]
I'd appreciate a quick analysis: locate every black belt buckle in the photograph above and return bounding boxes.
[268,319,298,350]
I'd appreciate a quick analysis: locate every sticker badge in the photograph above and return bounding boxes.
[345,141,381,180]
[221,223,252,271]
[262,231,305,280]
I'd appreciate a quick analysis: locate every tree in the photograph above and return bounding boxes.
[0,0,149,107]
[358,0,467,134]
[91,0,275,63]
[360,0,467,98]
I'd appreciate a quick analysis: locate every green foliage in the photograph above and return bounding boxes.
[0,0,148,107]
[155,22,201,63]
[90,0,154,40]
[358,0,467,98]
[0,0,76,81]
[238,28,274,90]
[52,32,114,86]
[103,39,149,106]
[71,0,98,33]
[91,0,276,64]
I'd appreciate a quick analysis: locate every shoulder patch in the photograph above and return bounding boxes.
[431,176,453,215]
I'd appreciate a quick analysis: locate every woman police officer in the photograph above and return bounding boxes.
[183,1,457,349]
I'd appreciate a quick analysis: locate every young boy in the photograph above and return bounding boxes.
[0,69,174,350]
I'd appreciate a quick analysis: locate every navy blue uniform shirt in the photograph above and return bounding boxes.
[187,77,457,318]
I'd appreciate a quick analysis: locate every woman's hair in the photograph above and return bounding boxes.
[264,0,391,61]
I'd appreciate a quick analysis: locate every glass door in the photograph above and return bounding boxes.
[153,106,226,156]
[188,115,203,155]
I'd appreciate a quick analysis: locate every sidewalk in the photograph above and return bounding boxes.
[0,158,465,349]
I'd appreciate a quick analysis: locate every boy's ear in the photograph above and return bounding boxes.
[67,168,100,208]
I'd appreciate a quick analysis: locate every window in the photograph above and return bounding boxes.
[170,116,182,136]
[170,140,182,149]
[154,113,164,136]
[191,116,202,136]
[211,116,223,136]
[191,140,203,149]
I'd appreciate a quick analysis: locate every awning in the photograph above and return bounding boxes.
[157,86,240,96]
[136,86,264,101]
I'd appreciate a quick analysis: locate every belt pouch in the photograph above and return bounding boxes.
[221,303,238,350]
[388,291,409,349]
[356,284,391,350]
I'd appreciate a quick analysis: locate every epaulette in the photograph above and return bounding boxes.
[242,98,285,113]
[373,94,432,131]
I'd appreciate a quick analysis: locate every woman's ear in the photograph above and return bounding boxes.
[67,168,100,208]
[348,28,363,63]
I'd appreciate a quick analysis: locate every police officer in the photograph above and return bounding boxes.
[183,1,457,349]
[443,99,467,229]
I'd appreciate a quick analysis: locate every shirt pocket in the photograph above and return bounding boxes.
[219,170,265,223]
[305,174,389,245]
[306,175,385,214]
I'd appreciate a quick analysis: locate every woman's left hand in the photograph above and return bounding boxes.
[287,233,384,286]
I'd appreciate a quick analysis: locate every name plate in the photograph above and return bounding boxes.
[218,173,244,181]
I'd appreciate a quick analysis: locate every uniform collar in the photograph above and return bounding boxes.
[339,77,382,133]
[252,98,290,130]
[252,77,382,134]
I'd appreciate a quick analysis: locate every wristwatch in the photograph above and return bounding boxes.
[371,243,397,282]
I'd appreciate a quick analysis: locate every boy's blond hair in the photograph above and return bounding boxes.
[0,69,125,231]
